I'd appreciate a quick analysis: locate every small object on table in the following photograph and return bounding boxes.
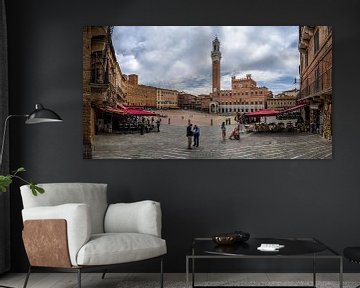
[212,230,250,245]
[212,233,237,245]
[257,243,285,252]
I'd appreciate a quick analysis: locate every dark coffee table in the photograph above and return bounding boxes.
[186,237,342,288]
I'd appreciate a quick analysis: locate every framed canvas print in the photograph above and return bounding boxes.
[82,26,332,159]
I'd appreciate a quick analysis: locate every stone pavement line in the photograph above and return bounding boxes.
[93,124,332,160]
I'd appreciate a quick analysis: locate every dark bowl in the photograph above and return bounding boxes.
[212,234,237,245]
[212,231,250,246]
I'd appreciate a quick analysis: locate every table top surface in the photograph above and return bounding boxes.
[190,237,340,258]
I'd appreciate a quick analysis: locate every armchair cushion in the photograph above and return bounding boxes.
[104,200,162,237]
[22,203,91,266]
[76,233,167,266]
[20,183,108,234]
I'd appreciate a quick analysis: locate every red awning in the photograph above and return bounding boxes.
[97,105,158,116]
[97,106,125,115]
[123,108,157,116]
[278,103,307,114]
[244,109,279,117]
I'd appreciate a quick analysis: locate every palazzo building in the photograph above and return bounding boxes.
[209,38,271,114]
[178,93,211,112]
[298,26,332,139]
[83,26,127,158]
[267,89,299,110]
[125,74,157,108]
[125,74,179,109]
[156,88,178,110]
[178,92,197,110]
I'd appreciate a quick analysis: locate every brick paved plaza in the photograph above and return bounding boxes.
[93,123,332,159]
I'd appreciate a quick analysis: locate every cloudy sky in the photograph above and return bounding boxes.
[112,26,299,95]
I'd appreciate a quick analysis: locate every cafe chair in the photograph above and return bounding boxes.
[20,183,166,288]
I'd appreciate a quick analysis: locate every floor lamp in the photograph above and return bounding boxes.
[0,103,62,288]
[0,103,63,167]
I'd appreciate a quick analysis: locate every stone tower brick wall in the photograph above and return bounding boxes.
[211,37,221,93]
[212,60,220,93]
[128,74,138,86]
[82,26,93,159]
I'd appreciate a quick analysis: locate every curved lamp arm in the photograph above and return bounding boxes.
[0,104,63,169]
[0,114,28,168]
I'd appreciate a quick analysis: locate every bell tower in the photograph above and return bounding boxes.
[211,37,221,93]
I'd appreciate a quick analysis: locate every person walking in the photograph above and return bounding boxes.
[221,122,226,140]
[186,122,193,149]
[193,124,200,147]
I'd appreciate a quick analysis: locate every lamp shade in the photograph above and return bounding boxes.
[25,104,63,124]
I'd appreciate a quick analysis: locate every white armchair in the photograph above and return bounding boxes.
[20,183,166,288]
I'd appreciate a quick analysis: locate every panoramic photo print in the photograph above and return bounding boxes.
[82,26,332,159]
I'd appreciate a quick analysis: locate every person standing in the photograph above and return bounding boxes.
[193,124,200,147]
[140,117,145,135]
[237,115,243,138]
[221,122,226,140]
[156,118,161,132]
[186,122,193,149]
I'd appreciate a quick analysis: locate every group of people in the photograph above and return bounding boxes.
[138,116,161,135]
[186,121,200,149]
[186,120,242,149]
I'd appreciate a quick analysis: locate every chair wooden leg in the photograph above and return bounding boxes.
[160,257,164,288]
[22,266,31,288]
[77,268,81,288]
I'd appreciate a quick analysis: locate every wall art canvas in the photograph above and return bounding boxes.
[82,26,332,159]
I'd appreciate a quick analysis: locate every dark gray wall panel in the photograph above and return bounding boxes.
[5,0,360,272]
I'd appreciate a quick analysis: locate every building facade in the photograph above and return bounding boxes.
[125,78,157,108]
[281,88,299,98]
[197,95,211,112]
[178,93,211,112]
[83,26,126,158]
[178,92,197,110]
[156,88,179,109]
[267,89,299,110]
[125,74,179,109]
[298,26,332,139]
[210,74,271,114]
[208,38,271,114]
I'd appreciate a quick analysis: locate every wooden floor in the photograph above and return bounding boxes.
[0,273,359,288]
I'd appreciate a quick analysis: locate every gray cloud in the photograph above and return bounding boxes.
[112,26,299,95]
